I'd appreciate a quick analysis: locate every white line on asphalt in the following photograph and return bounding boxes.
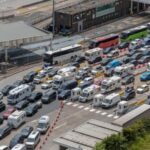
[90,109,96,112]
[101,112,107,115]
[96,110,101,114]
[63,100,67,103]
[54,122,67,130]
[73,104,79,107]
[78,105,84,109]
[66,102,73,105]
[31,120,38,123]
[107,114,113,118]
[84,107,90,110]
[114,116,119,119]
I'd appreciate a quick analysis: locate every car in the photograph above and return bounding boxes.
[28,92,43,103]
[74,56,85,63]
[91,65,104,76]
[0,92,3,100]
[0,117,3,125]
[68,62,80,67]
[118,42,130,49]
[12,80,24,88]
[3,107,15,119]
[20,126,33,138]
[103,47,114,55]
[0,125,12,139]
[122,74,135,85]
[0,145,9,150]
[9,134,24,148]
[130,59,139,66]
[107,49,119,58]
[41,90,57,104]
[142,50,150,56]
[1,85,14,96]
[58,90,71,100]
[36,101,42,109]
[15,100,29,110]
[127,50,139,57]
[23,71,37,83]
[88,56,102,64]
[137,84,149,94]
[48,68,58,77]
[27,82,36,91]
[78,81,92,89]
[140,72,150,81]
[100,58,113,66]
[25,104,39,116]
[75,70,89,80]
[130,53,143,60]
[138,56,150,64]
[122,56,131,64]
[121,88,136,101]
[41,80,53,90]
[0,102,6,112]
[33,74,46,84]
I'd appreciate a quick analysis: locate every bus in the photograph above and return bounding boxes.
[121,25,148,42]
[43,44,83,65]
[89,34,119,49]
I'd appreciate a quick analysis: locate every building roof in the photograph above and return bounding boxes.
[0,21,48,43]
[54,119,122,150]
[56,0,116,15]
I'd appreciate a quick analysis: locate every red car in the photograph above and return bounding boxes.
[3,107,15,119]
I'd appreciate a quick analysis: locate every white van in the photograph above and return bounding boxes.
[37,116,50,134]
[7,84,31,105]
[11,144,26,150]
[26,131,40,149]
[8,110,26,128]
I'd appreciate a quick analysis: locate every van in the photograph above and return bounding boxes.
[60,80,78,91]
[8,110,26,129]
[37,116,50,134]
[11,144,26,150]
[26,131,40,149]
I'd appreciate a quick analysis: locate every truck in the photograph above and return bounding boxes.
[101,76,121,94]
[101,93,120,109]
[79,84,100,103]
[114,64,134,78]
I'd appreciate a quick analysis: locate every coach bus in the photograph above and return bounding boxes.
[89,34,119,49]
[43,44,83,65]
[121,25,148,42]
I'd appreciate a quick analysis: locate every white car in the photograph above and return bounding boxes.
[0,92,3,100]
[0,145,9,150]
[107,49,119,58]
[91,65,103,75]
[41,80,53,89]
[137,84,149,94]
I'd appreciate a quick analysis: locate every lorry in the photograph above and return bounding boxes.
[114,64,134,78]
[101,93,120,109]
[79,84,100,103]
[101,76,121,94]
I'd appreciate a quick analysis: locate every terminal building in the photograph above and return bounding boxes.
[54,0,148,34]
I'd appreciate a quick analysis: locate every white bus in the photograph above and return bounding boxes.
[43,44,83,65]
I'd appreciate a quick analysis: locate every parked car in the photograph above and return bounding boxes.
[27,82,36,91]
[140,72,150,81]
[0,145,9,150]
[74,56,85,63]
[75,70,89,80]
[118,42,130,49]
[88,57,102,64]
[0,125,12,139]
[107,49,119,58]
[0,102,6,112]
[130,53,143,60]
[13,80,24,88]
[122,74,135,85]
[3,107,15,119]
[15,101,29,110]
[33,74,46,84]
[137,84,149,94]
[121,88,136,101]
[41,90,57,104]
[130,60,139,66]
[25,104,39,116]
[100,58,113,66]
[28,92,43,103]
[36,101,42,109]
[68,62,80,68]
[23,71,37,83]
[0,92,3,100]
[122,56,131,64]
[103,47,114,55]
[138,56,150,64]
[58,90,71,100]
[48,68,58,77]
[1,85,14,96]
[41,80,53,89]
[9,134,24,148]
[20,126,33,138]
[0,117,3,125]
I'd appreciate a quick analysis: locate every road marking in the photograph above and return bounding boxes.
[101,112,107,116]
[84,107,90,110]
[96,110,101,114]
[73,104,79,107]
[54,122,67,130]
[107,114,113,118]
[90,109,96,112]
[78,105,84,109]
[63,100,67,103]
[114,116,119,119]
[66,102,73,105]
[31,120,38,123]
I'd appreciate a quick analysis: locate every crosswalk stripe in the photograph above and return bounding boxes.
[107,114,113,118]
[84,107,90,110]
[78,105,84,109]
[90,109,96,112]
[101,112,107,115]
[73,104,79,107]
[66,102,73,105]
[96,110,101,114]
[114,116,119,119]
[63,100,67,103]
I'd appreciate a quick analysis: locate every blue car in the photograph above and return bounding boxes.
[140,72,150,81]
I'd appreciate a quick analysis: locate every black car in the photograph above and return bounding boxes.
[122,56,131,64]
[75,71,89,80]
[74,56,85,63]
[48,68,58,77]
[23,71,37,83]
[138,56,150,64]
[1,85,14,96]
[0,117,3,125]
[25,104,39,116]
[28,92,43,103]
[20,126,33,138]
[127,50,139,57]
[100,58,113,66]
[103,47,114,55]
[118,42,130,49]
[68,62,80,68]
[130,60,139,66]
[9,134,24,148]
[88,57,102,64]
[130,53,143,60]
[121,88,136,101]
[58,90,71,100]
[79,81,92,89]
[0,125,12,139]
[122,74,135,85]
[0,101,6,112]
[41,90,57,104]
[15,100,29,110]
[13,80,24,88]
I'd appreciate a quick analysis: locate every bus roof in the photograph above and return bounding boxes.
[94,34,119,42]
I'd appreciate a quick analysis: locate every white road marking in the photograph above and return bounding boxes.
[78,105,84,109]
[101,112,107,116]
[84,107,90,110]
[73,104,79,107]
[107,114,113,118]
[96,110,101,114]
[66,102,73,105]
[31,120,38,123]
[90,109,96,112]
[114,116,119,119]
[63,100,67,103]
[54,122,67,130]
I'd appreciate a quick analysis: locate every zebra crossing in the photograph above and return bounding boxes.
[63,101,120,119]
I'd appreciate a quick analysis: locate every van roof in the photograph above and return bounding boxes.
[9,110,26,119]
[105,93,119,99]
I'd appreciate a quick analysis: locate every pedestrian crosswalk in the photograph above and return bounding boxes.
[63,101,120,119]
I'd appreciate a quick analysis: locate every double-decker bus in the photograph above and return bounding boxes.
[89,34,119,49]
[121,25,148,42]
[43,44,83,65]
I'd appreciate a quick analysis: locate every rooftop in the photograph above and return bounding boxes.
[56,0,116,15]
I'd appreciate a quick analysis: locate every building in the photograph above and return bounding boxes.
[54,0,147,34]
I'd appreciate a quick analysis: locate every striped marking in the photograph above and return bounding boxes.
[84,107,90,110]
[66,102,73,106]
[73,104,79,107]
[107,114,113,118]
[78,105,84,109]
[101,112,107,116]
[96,110,101,114]
[114,116,119,119]
[90,109,96,112]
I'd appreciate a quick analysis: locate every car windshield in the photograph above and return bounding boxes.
[38,123,46,129]
[7,94,15,99]
[114,71,122,76]
[54,80,61,84]
[81,92,89,97]
[27,138,35,143]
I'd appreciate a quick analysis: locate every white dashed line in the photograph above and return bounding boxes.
[107,114,113,118]
[73,104,79,107]
[66,102,73,105]
[63,100,67,103]
[101,112,107,116]
[114,116,119,119]
[90,109,96,112]
[95,110,101,114]
[84,107,90,110]
[78,105,84,109]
